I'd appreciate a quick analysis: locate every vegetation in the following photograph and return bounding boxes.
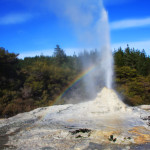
[114,45,150,106]
[0,45,150,118]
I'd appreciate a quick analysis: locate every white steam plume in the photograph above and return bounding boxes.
[97,8,114,89]
[46,0,113,89]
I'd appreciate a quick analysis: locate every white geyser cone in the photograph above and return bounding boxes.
[89,87,127,114]
[43,87,128,122]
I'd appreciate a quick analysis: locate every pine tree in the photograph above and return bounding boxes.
[53,45,66,65]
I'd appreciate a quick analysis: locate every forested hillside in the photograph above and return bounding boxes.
[114,45,150,106]
[0,45,150,118]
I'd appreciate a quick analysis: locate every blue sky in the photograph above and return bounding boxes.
[0,0,150,58]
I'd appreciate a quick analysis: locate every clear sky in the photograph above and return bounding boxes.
[0,0,150,58]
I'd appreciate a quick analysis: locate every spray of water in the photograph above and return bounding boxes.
[97,7,114,89]
[46,0,114,90]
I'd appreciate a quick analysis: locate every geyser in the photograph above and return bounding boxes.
[47,0,114,91]
[98,8,113,89]
[79,3,114,98]
[76,1,114,91]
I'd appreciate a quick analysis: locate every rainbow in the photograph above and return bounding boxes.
[50,64,96,106]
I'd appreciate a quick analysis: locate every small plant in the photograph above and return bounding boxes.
[127,137,131,140]
[113,138,117,142]
[76,135,82,138]
[70,128,91,135]
[70,128,91,139]
[108,135,113,141]
[108,135,117,142]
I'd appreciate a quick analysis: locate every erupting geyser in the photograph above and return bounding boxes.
[79,1,114,93]
[98,8,114,89]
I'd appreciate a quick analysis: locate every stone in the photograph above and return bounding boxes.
[0,88,149,149]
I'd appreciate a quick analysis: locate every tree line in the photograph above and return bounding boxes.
[0,45,150,118]
[114,45,150,106]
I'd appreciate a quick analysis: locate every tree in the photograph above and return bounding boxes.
[53,45,67,65]
[0,47,19,78]
[0,47,20,90]
[114,47,124,67]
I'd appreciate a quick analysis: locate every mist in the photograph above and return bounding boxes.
[42,1,98,45]
[44,0,113,99]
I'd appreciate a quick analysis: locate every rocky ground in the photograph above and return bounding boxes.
[0,88,150,150]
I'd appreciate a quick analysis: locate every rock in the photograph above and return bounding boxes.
[0,88,150,149]
[138,105,150,111]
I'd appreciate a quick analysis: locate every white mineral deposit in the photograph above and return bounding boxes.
[0,88,149,149]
